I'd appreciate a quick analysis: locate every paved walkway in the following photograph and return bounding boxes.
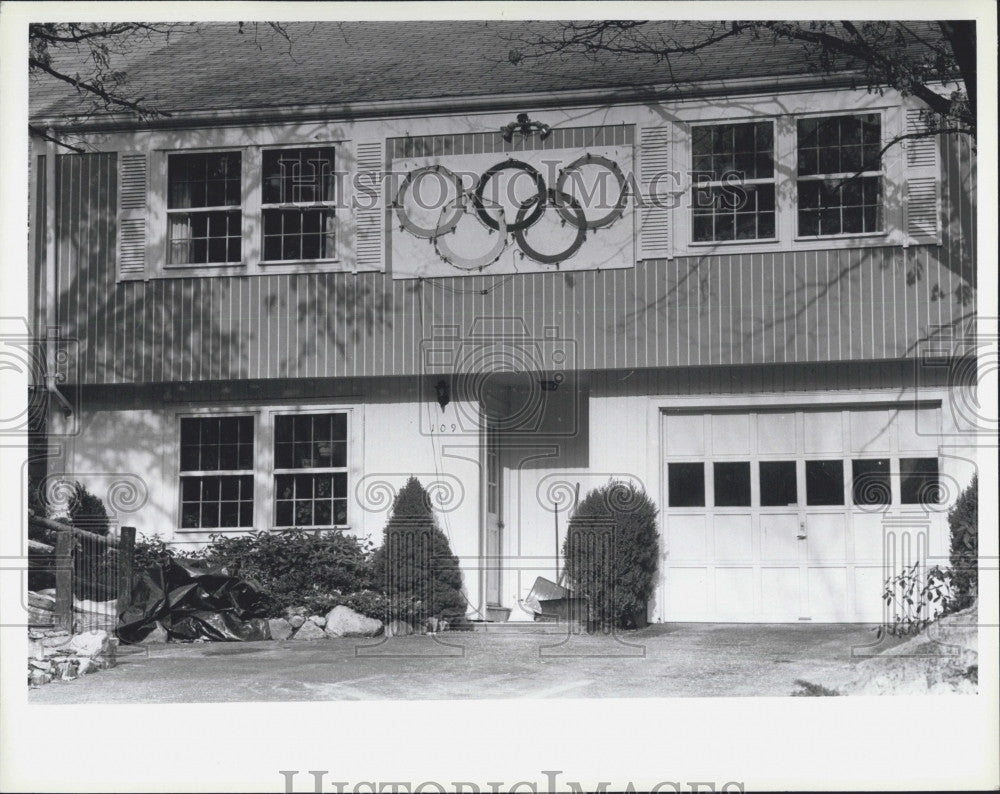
[28,623,889,703]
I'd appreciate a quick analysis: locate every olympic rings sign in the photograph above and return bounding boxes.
[393,153,629,271]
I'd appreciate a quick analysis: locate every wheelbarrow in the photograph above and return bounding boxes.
[522,576,589,623]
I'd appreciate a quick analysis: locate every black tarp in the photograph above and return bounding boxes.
[118,559,269,643]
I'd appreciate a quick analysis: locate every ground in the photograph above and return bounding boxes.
[27,623,906,703]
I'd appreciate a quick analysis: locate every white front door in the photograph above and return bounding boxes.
[660,405,943,622]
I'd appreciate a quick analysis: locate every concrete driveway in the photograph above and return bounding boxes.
[28,623,885,703]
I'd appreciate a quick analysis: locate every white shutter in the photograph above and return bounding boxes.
[638,125,672,261]
[117,153,148,280]
[354,141,384,272]
[904,109,940,244]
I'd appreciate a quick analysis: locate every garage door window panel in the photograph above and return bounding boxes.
[760,461,798,506]
[669,462,705,507]
[852,458,891,505]
[805,460,845,506]
[713,462,751,507]
[900,457,940,505]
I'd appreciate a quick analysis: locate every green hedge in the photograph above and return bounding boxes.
[562,480,659,630]
[370,477,466,622]
[947,475,978,611]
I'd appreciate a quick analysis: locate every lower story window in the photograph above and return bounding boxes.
[273,412,349,528]
[179,415,255,528]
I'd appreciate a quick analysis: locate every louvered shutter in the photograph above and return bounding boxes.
[904,109,941,244]
[354,141,384,272]
[638,125,672,260]
[117,152,148,280]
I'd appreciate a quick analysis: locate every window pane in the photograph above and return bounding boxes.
[797,115,881,177]
[669,463,705,507]
[760,461,797,506]
[168,210,242,264]
[261,147,336,205]
[692,122,772,179]
[690,183,774,242]
[797,176,882,237]
[179,417,253,475]
[852,459,891,505]
[900,457,940,504]
[806,460,844,506]
[275,415,293,444]
[713,462,751,507]
[262,208,335,261]
[168,152,242,209]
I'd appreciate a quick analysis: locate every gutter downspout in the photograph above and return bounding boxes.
[44,130,72,418]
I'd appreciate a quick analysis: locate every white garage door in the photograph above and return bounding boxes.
[659,405,942,622]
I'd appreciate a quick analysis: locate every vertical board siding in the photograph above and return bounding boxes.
[49,142,974,385]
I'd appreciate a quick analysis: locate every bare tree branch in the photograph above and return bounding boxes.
[27,124,85,153]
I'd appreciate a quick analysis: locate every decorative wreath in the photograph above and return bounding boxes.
[472,159,547,233]
[513,189,588,266]
[395,152,629,273]
[393,164,465,239]
[554,154,629,231]
[433,193,509,271]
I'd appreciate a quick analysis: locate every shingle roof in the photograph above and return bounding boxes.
[29,21,941,122]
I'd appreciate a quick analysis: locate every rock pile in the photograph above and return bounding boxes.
[267,605,387,641]
[28,628,117,687]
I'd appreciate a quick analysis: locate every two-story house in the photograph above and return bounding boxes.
[28,21,977,624]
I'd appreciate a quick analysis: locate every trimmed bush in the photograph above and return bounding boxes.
[66,482,110,536]
[562,480,659,630]
[947,475,978,611]
[132,533,186,572]
[370,477,466,623]
[197,529,374,617]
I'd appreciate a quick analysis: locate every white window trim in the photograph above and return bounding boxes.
[173,408,262,533]
[792,109,887,241]
[688,118,779,246]
[259,144,339,266]
[164,147,245,269]
[268,406,355,530]
[150,142,358,278]
[171,401,364,534]
[671,98,907,256]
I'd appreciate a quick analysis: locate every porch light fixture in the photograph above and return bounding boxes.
[500,113,552,143]
[434,379,451,411]
[539,373,564,391]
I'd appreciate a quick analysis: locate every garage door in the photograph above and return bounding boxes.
[659,405,942,622]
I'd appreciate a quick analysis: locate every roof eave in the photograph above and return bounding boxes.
[30,70,873,133]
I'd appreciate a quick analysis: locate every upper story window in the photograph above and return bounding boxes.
[158,144,342,273]
[261,146,337,262]
[167,152,243,265]
[674,101,904,254]
[691,121,775,242]
[796,113,883,237]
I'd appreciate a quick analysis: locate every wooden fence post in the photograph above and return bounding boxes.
[54,529,74,631]
[117,526,136,617]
